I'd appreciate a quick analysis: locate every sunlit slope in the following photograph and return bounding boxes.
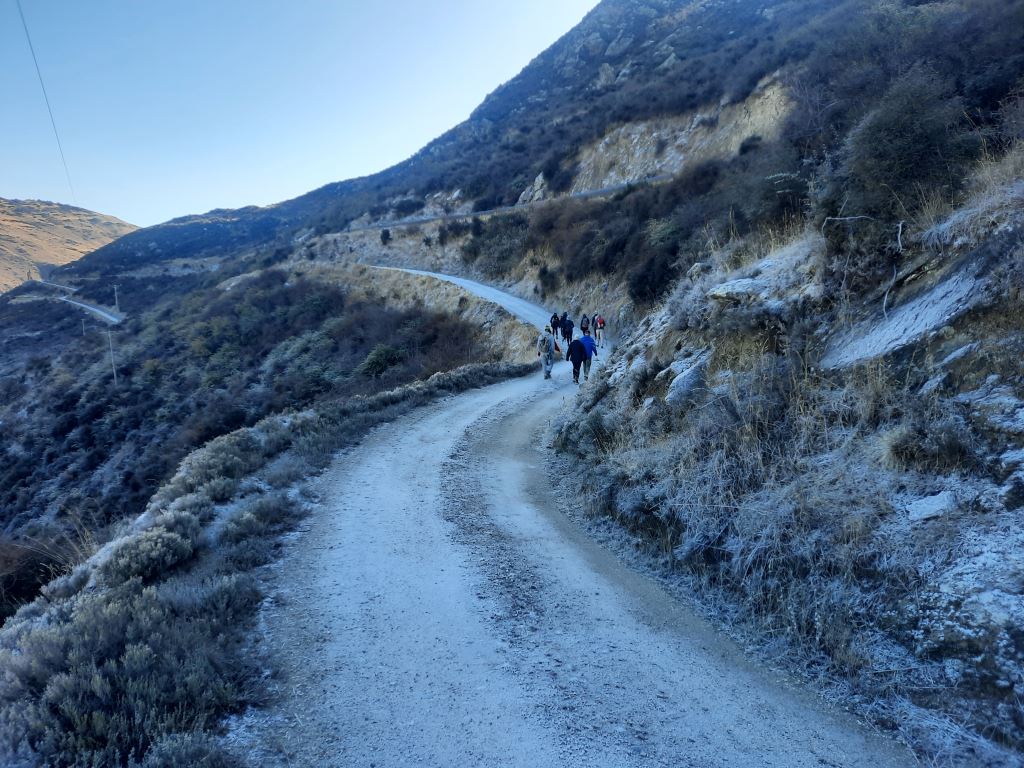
[0,198,136,292]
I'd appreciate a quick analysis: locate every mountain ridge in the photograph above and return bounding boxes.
[0,198,135,292]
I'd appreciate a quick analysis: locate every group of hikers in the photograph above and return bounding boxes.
[536,311,607,384]
[550,311,605,348]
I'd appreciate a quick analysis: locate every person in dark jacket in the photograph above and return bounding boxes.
[562,317,574,346]
[566,337,587,384]
[550,313,560,341]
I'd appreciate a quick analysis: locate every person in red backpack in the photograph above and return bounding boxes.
[595,313,606,346]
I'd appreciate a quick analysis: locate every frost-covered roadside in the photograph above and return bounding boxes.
[226,353,912,768]
[550,160,1024,766]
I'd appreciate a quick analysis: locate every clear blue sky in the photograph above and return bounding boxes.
[2,1,598,226]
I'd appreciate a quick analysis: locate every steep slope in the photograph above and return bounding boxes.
[73,0,1022,278]
[0,198,135,292]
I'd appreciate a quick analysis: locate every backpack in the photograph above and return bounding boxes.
[597,315,605,329]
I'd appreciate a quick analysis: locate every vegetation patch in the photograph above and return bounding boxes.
[0,357,535,766]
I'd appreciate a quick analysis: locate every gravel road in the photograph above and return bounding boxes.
[229,379,912,766]
[227,272,913,766]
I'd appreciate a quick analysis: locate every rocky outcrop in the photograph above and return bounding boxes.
[570,80,793,195]
[517,173,549,205]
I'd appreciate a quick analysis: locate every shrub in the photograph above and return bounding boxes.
[627,250,679,305]
[881,415,975,472]
[999,85,1024,142]
[392,198,425,217]
[134,732,242,768]
[202,477,240,503]
[357,344,407,377]
[263,453,309,488]
[100,528,196,585]
[842,68,980,217]
[537,264,560,295]
[0,574,261,766]
[461,215,528,276]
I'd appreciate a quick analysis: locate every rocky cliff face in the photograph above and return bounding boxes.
[0,199,135,292]
[570,79,792,195]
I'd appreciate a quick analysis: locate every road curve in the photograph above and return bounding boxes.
[58,295,122,324]
[375,266,552,330]
[229,278,913,767]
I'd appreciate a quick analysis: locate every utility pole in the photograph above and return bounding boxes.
[81,318,86,337]
[107,329,118,386]
[113,284,120,313]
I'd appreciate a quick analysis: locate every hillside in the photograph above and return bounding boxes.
[0,0,1023,766]
[0,198,135,292]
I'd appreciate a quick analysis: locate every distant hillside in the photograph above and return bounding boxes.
[0,198,135,292]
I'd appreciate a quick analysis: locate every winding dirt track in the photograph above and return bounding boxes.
[231,277,914,767]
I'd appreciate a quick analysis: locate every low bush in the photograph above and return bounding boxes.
[225,494,299,543]
[881,415,975,472]
[461,215,528,276]
[134,732,243,768]
[357,343,407,377]
[841,69,980,219]
[0,574,261,766]
[100,527,196,585]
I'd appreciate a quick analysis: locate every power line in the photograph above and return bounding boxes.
[15,0,77,204]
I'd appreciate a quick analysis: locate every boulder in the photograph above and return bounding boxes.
[707,277,767,305]
[906,491,957,523]
[665,351,711,408]
[517,173,549,206]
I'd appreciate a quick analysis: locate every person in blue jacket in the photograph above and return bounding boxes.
[578,327,598,382]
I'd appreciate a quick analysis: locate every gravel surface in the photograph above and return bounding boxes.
[226,361,913,767]
[225,271,913,766]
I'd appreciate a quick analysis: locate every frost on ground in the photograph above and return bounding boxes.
[227,364,912,767]
[551,183,1024,763]
[820,264,982,369]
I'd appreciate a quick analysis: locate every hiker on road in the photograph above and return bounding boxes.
[579,328,598,382]
[562,316,574,346]
[550,313,561,342]
[595,314,606,346]
[566,337,587,384]
[536,326,559,380]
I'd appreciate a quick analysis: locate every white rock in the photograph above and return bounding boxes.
[999,448,1024,472]
[665,352,711,407]
[906,491,957,522]
[707,277,766,304]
